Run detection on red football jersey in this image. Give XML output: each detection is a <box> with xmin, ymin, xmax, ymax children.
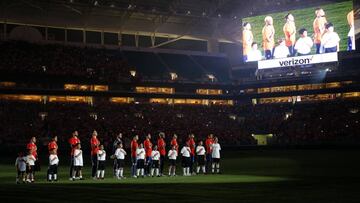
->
<box><xmin>48</xmin><ymin>141</ymin><xmax>58</xmax><ymax>153</ymax></box>
<box><xmin>131</xmin><ymin>140</ymin><xmax>138</xmax><ymax>157</ymax></box>
<box><xmin>69</xmin><ymin>137</ymin><xmax>80</xmax><ymax>155</ymax></box>
<box><xmin>170</xmin><ymin>138</ymin><xmax>178</xmax><ymax>152</ymax></box>
<box><xmin>157</xmin><ymin>138</ymin><xmax>166</xmax><ymax>156</ymax></box>
<box><xmin>144</xmin><ymin>139</ymin><xmax>153</xmax><ymax>157</ymax></box>
<box><xmin>27</xmin><ymin>142</ymin><xmax>37</xmax><ymax>158</ymax></box>
<box><xmin>205</xmin><ymin>138</ymin><xmax>214</xmax><ymax>154</ymax></box>
<box><xmin>90</xmin><ymin>136</ymin><xmax>100</xmax><ymax>156</ymax></box>
<box><xmin>187</xmin><ymin>138</ymin><xmax>196</xmax><ymax>156</ymax></box>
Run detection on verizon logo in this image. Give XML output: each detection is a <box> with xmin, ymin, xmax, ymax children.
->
<box><xmin>278</xmin><ymin>56</ymin><xmax>314</xmax><ymax>67</ymax></box>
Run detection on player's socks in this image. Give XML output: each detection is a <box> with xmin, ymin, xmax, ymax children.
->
<box><xmin>155</xmin><ymin>169</ymin><xmax>159</xmax><ymax>176</ymax></box>
<box><xmin>202</xmin><ymin>166</ymin><xmax>206</xmax><ymax>173</ymax></box>
<box><xmin>120</xmin><ymin>168</ymin><xmax>124</xmax><ymax>177</ymax></box>
<box><xmin>141</xmin><ymin>169</ymin><xmax>144</xmax><ymax>176</ymax></box>
<box><xmin>196</xmin><ymin>166</ymin><xmax>200</xmax><ymax>173</ymax></box>
<box><xmin>101</xmin><ymin>170</ymin><xmax>105</xmax><ymax>179</ymax></box>
<box><xmin>97</xmin><ymin>171</ymin><xmax>101</xmax><ymax>179</ymax></box>
<box><xmin>186</xmin><ymin>167</ymin><xmax>190</xmax><ymax>176</ymax></box>
<box><xmin>116</xmin><ymin>169</ymin><xmax>120</xmax><ymax>178</ymax></box>
<box><xmin>54</xmin><ymin>174</ymin><xmax>57</xmax><ymax>181</ymax></box>
<box><xmin>48</xmin><ymin>174</ymin><xmax>52</xmax><ymax>181</ymax></box>
<box><xmin>151</xmin><ymin>168</ymin><xmax>154</xmax><ymax>176</ymax></box>
<box><xmin>137</xmin><ymin>169</ymin><xmax>140</xmax><ymax>177</ymax></box>
<box><xmin>183</xmin><ymin>168</ymin><xmax>186</xmax><ymax>176</ymax></box>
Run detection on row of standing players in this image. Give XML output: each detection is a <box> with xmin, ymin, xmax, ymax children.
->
<box><xmin>15</xmin><ymin>131</ymin><xmax>221</xmax><ymax>183</ymax></box>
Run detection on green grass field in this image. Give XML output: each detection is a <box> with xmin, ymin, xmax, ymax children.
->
<box><xmin>243</xmin><ymin>0</ymin><xmax>353</xmax><ymax>54</ymax></box>
<box><xmin>1</xmin><ymin>149</ymin><xmax>360</xmax><ymax>202</ymax></box>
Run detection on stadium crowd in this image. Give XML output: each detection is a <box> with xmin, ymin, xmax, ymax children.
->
<box><xmin>0</xmin><ymin>41</ymin><xmax>130</xmax><ymax>81</ymax></box>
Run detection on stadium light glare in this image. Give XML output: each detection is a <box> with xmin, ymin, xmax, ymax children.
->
<box><xmin>130</xmin><ymin>70</ymin><xmax>136</xmax><ymax>77</ymax></box>
<box><xmin>94</xmin><ymin>1</ymin><xmax>98</xmax><ymax>6</ymax></box>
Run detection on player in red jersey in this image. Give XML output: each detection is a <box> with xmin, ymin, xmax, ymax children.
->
<box><xmin>170</xmin><ymin>134</ymin><xmax>179</xmax><ymax>153</ymax></box>
<box><xmin>27</xmin><ymin>137</ymin><xmax>37</xmax><ymax>158</ymax></box>
<box><xmin>47</xmin><ymin>136</ymin><xmax>58</xmax><ymax>181</ymax></box>
<box><xmin>187</xmin><ymin>134</ymin><xmax>196</xmax><ymax>175</ymax></box>
<box><xmin>205</xmin><ymin>134</ymin><xmax>214</xmax><ymax>174</ymax></box>
<box><xmin>143</xmin><ymin>134</ymin><xmax>153</xmax><ymax>176</ymax></box>
<box><xmin>130</xmin><ymin>135</ymin><xmax>139</xmax><ymax>177</ymax></box>
<box><xmin>26</xmin><ymin>137</ymin><xmax>38</xmax><ymax>180</ymax></box>
<box><xmin>69</xmin><ymin>130</ymin><xmax>80</xmax><ymax>179</ymax></box>
<box><xmin>90</xmin><ymin>130</ymin><xmax>100</xmax><ymax>179</ymax></box>
<box><xmin>157</xmin><ymin>132</ymin><xmax>166</xmax><ymax>176</ymax></box>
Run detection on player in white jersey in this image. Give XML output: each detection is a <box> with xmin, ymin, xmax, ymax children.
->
<box><xmin>48</xmin><ymin>151</ymin><xmax>59</xmax><ymax>182</ymax></box>
<box><xmin>136</xmin><ymin>143</ymin><xmax>146</xmax><ymax>178</ymax></box>
<box><xmin>15</xmin><ymin>152</ymin><xmax>26</xmax><ymax>184</ymax></box>
<box><xmin>211</xmin><ymin>137</ymin><xmax>221</xmax><ymax>174</ymax></box>
<box><xmin>294</xmin><ymin>28</ymin><xmax>313</xmax><ymax>56</ymax></box>
<box><xmin>180</xmin><ymin>143</ymin><xmax>191</xmax><ymax>176</ymax></box>
<box><xmin>273</xmin><ymin>38</ymin><xmax>290</xmax><ymax>59</ymax></box>
<box><xmin>167</xmin><ymin>145</ymin><xmax>178</xmax><ymax>176</ymax></box>
<box><xmin>151</xmin><ymin>145</ymin><xmax>160</xmax><ymax>177</ymax></box>
<box><xmin>114</xmin><ymin>143</ymin><xmax>127</xmax><ymax>179</ymax></box>
<box><xmin>26</xmin><ymin>150</ymin><xmax>36</xmax><ymax>183</ymax></box>
<box><xmin>321</xmin><ymin>22</ymin><xmax>340</xmax><ymax>53</ymax></box>
<box><xmin>72</xmin><ymin>143</ymin><xmax>84</xmax><ymax>181</ymax></box>
<box><xmin>247</xmin><ymin>42</ymin><xmax>263</xmax><ymax>61</ymax></box>
<box><xmin>196</xmin><ymin>141</ymin><xmax>206</xmax><ymax>174</ymax></box>
<box><xmin>97</xmin><ymin>145</ymin><xmax>106</xmax><ymax>179</ymax></box>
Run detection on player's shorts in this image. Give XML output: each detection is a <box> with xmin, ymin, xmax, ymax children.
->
<box><xmin>152</xmin><ymin>160</ymin><xmax>160</xmax><ymax>168</ymax></box>
<box><xmin>116</xmin><ymin>159</ymin><xmax>125</xmax><ymax>168</ymax></box>
<box><xmin>169</xmin><ymin>159</ymin><xmax>176</xmax><ymax>166</ymax></box>
<box><xmin>182</xmin><ymin>157</ymin><xmax>191</xmax><ymax>167</ymax></box>
<box><xmin>74</xmin><ymin>166</ymin><xmax>82</xmax><ymax>171</ymax></box>
<box><xmin>212</xmin><ymin>158</ymin><xmax>220</xmax><ymax>163</ymax></box>
<box><xmin>17</xmin><ymin>170</ymin><xmax>25</xmax><ymax>176</ymax></box>
<box><xmin>196</xmin><ymin>155</ymin><xmax>205</xmax><ymax>166</ymax></box>
<box><xmin>49</xmin><ymin>164</ymin><xmax>58</xmax><ymax>174</ymax></box>
<box><xmin>98</xmin><ymin>161</ymin><xmax>105</xmax><ymax>170</ymax></box>
<box><xmin>137</xmin><ymin>159</ymin><xmax>145</xmax><ymax>169</ymax></box>
<box><xmin>26</xmin><ymin>165</ymin><xmax>34</xmax><ymax>173</ymax></box>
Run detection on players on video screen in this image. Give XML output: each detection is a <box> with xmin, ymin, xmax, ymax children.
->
<box><xmin>243</xmin><ymin>8</ymin><xmax>354</xmax><ymax>62</ymax></box>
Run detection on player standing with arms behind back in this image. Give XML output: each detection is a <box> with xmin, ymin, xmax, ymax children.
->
<box><xmin>205</xmin><ymin>134</ymin><xmax>214</xmax><ymax>173</ymax></box>
<box><xmin>313</xmin><ymin>8</ymin><xmax>327</xmax><ymax>54</ymax></box>
<box><xmin>157</xmin><ymin>132</ymin><xmax>166</xmax><ymax>176</ymax></box>
<box><xmin>90</xmin><ymin>130</ymin><xmax>100</xmax><ymax>179</ymax></box>
<box><xmin>262</xmin><ymin>16</ymin><xmax>275</xmax><ymax>59</ymax></box>
<box><xmin>283</xmin><ymin>13</ymin><xmax>296</xmax><ymax>56</ymax></box>
<box><xmin>69</xmin><ymin>130</ymin><xmax>80</xmax><ymax>180</ymax></box>
<box><xmin>242</xmin><ymin>22</ymin><xmax>254</xmax><ymax>62</ymax></box>
<box><xmin>130</xmin><ymin>135</ymin><xmax>139</xmax><ymax>178</ymax></box>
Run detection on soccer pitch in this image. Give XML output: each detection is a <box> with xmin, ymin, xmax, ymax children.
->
<box><xmin>243</xmin><ymin>0</ymin><xmax>353</xmax><ymax>53</ymax></box>
<box><xmin>1</xmin><ymin>149</ymin><xmax>360</xmax><ymax>203</ymax></box>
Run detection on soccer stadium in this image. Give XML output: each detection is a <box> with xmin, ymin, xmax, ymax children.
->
<box><xmin>1</xmin><ymin>0</ymin><xmax>360</xmax><ymax>202</ymax></box>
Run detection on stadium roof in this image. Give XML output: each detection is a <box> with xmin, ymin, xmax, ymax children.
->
<box><xmin>1</xmin><ymin>0</ymin><xmax>358</xmax><ymax>44</ymax></box>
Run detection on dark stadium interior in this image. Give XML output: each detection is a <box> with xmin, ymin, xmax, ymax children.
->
<box><xmin>1</xmin><ymin>0</ymin><xmax>360</xmax><ymax>202</ymax></box>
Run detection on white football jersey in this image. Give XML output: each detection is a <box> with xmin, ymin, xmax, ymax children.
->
<box><xmin>196</xmin><ymin>146</ymin><xmax>206</xmax><ymax>156</ymax></box>
<box><xmin>115</xmin><ymin>148</ymin><xmax>126</xmax><ymax>160</ymax></box>
<box><xmin>211</xmin><ymin>143</ymin><xmax>221</xmax><ymax>159</ymax></box>
<box><xmin>168</xmin><ymin>149</ymin><xmax>178</xmax><ymax>160</ymax></box>
<box><xmin>49</xmin><ymin>154</ymin><xmax>59</xmax><ymax>165</ymax></box>
<box><xmin>151</xmin><ymin>150</ymin><xmax>160</xmax><ymax>160</ymax></box>
<box><xmin>97</xmin><ymin>150</ymin><xmax>106</xmax><ymax>161</ymax></box>
<box><xmin>74</xmin><ymin>149</ymin><xmax>83</xmax><ymax>166</ymax></box>
<box><xmin>180</xmin><ymin>146</ymin><xmax>191</xmax><ymax>157</ymax></box>
<box><xmin>136</xmin><ymin>148</ymin><xmax>145</xmax><ymax>160</ymax></box>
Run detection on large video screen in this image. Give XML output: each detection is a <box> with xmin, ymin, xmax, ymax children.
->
<box><xmin>241</xmin><ymin>0</ymin><xmax>354</xmax><ymax>69</ymax></box>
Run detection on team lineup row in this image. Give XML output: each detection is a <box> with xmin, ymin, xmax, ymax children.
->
<box><xmin>242</xmin><ymin>8</ymin><xmax>355</xmax><ymax>61</ymax></box>
<box><xmin>15</xmin><ymin>131</ymin><xmax>221</xmax><ymax>183</ymax></box>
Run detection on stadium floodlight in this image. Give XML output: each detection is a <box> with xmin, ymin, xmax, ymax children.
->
<box><xmin>130</xmin><ymin>70</ymin><xmax>136</xmax><ymax>77</ymax></box>
<box><xmin>207</xmin><ymin>74</ymin><xmax>216</xmax><ymax>82</ymax></box>
<box><xmin>170</xmin><ymin>72</ymin><xmax>178</xmax><ymax>80</ymax></box>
